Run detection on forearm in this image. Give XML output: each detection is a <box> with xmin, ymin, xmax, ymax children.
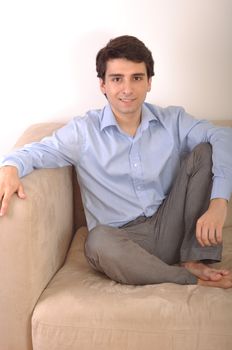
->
<box><xmin>0</xmin><ymin>119</ymin><xmax>81</xmax><ymax>178</ymax></box>
<box><xmin>182</xmin><ymin>112</ymin><xmax>232</xmax><ymax>201</ymax></box>
<box><xmin>0</xmin><ymin>139</ymin><xmax>73</xmax><ymax>178</ymax></box>
<box><xmin>209</xmin><ymin>126</ymin><xmax>232</xmax><ymax>201</ymax></box>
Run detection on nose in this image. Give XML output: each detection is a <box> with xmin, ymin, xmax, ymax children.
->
<box><xmin>122</xmin><ymin>79</ymin><xmax>133</xmax><ymax>95</ymax></box>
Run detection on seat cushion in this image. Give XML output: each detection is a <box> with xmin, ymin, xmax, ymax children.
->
<box><xmin>32</xmin><ymin>227</ymin><xmax>232</xmax><ymax>350</ymax></box>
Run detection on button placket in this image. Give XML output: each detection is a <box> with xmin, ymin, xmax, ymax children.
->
<box><xmin>129</xmin><ymin>140</ymin><xmax>143</xmax><ymax>195</ymax></box>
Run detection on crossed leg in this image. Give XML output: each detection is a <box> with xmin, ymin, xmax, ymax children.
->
<box><xmin>85</xmin><ymin>144</ymin><xmax>232</xmax><ymax>288</ymax></box>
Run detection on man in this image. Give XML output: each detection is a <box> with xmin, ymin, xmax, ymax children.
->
<box><xmin>0</xmin><ymin>35</ymin><xmax>232</xmax><ymax>288</ymax></box>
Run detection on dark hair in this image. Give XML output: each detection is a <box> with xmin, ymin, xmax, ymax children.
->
<box><xmin>96</xmin><ymin>35</ymin><xmax>154</xmax><ymax>81</ymax></box>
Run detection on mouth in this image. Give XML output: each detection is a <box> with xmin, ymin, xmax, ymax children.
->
<box><xmin>119</xmin><ymin>98</ymin><xmax>136</xmax><ymax>102</ymax></box>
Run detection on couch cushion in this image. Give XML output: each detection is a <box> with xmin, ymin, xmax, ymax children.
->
<box><xmin>32</xmin><ymin>226</ymin><xmax>232</xmax><ymax>350</ymax></box>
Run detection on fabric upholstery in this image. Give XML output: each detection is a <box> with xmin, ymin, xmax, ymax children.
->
<box><xmin>0</xmin><ymin>123</ymin><xmax>74</xmax><ymax>350</ymax></box>
<box><xmin>32</xmin><ymin>226</ymin><xmax>232</xmax><ymax>350</ymax></box>
<box><xmin>0</xmin><ymin>167</ymin><xmax>74</xmax><ymax>350</ymax></box>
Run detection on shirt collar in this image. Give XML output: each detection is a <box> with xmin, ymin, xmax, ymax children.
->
<box><xmin>140</xmin><ymin>103</ymin><xmax>158</xmax><ymax>131</ymax></box>
<box><xmin>100</xmin><ymin>104</ymin><xmax>118</xmax><ymax>131</ymax></box>
<box><xmin>100</xmin><ymin>103</ymin><xmax>158</xmax><ymax>132</ymax></box>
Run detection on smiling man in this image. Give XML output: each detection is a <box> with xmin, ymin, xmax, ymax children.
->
<box><xmin>0</xmin><ymin>35</ymin><xmax>232</xmax><ymax>288</ymax></box>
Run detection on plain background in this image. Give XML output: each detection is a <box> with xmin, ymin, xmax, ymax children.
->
<box><xmin>0</xmin><ymin>0</ymin><xmax>231</xmax><ymax>154</ymax></box>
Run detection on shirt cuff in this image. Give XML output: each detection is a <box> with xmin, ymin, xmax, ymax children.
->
<box><xmin>211</xmin><ymin>177</ymin><xmax>232</xmax><ymax>202</ymax></box>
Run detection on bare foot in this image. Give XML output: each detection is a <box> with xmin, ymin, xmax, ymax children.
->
<box><xmin>181</xmin><ymin>261</ymin><xmax>230</xmax><ymax>281</ymax></box>
<box><xmin>198</xmin><ymin>275</ymin><xmax>232</xmax><ymax>289</ymax></box>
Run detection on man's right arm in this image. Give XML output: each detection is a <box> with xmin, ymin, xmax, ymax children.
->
<box><xmin>0</xmin><ymin>117</ymin><xmax>84</xmax><ymax>215</ymax></box>
<box><xmin>0</xmin><ymin>165</ymin><xmax>26</xmax><ymax>216</ymax></box>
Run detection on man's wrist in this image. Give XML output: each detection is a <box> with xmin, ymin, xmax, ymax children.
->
<box><xmin>0</xmin><ymin>163</ymin><xmax>20</xmax><ymax>172</ymax></box>
<box><xmin>210</xmin><ymin>198</ymin><xmax>228</xmax><ymax>208</ymax></box>
<box><xmin>0</xmin><ymin>164</ymin><xmax>19</xmax><ymax>174</ymax></box>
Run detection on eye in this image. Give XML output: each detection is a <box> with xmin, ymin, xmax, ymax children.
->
<box><xmin>134</xmin><ymin>76</ymin><xmax>143</xmax><ymax>81</ymax></box>
<box><xmin>112</xmin><ymin>77</ymin><xmax>122</xmax><ymax>82</ymax></box>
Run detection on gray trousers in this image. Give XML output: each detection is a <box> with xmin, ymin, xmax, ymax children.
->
<box><xmin>84</xmin><ymin>143</ymin><xmax>222</xmax><ymax>285</ymax></box>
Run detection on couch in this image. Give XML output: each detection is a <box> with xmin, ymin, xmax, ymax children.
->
<box><xmin>0</xmin><ymin>120</ymin><xmax>232</xmax><ymax>350</ymax></box>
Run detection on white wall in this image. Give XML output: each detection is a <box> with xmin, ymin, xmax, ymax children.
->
<box><xmin>0</xmin><ymin>0</ymin><xmax>231</xmax><ymax>154</ymax></box>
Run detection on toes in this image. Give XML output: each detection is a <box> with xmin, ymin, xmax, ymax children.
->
<box><xmin>221</xmin><ymin>270</ymin><xmax>230</xmax><ymax>276</ymax></box>
<box><xmin>208</xmin><ymin>271</ymin><xmax>224</xmax><ymax>281</ymax></box>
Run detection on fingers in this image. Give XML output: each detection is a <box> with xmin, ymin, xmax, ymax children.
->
<box><xmin>215</xmin><ymin>226</ymin><xmax>223</xmax><ymax>244</ymax></box>
<box><xmin>17</xmin><ymin>184</ymin><xmax>26</xmax><ymax>199</ymax></box>
<box><xmin>196</xmin><ymin>220</ymin><xmax>223</xmax><ymax>247</ymax></box>
<box><xmin>196</xmin><ymin>202</ymin><xmax>227</xmax><ymax>247</ymax></box>
<box><xmin>196</xmin><ymin>221</ymin><xmax>205</xmax><ymax>247</ymax></box>
<box><xmin>0</xmin><ymin>166</ymin><xmax>26</xmax><ymax>216</ymax></box>
<box><xmin>0</xmin><ymin>185</ymin><xmax>26</xmax><ymax>217</ymax></box>
<box><xmin>201</xmin><ymin>224</ymin><xmax>211</xmax><ymax>246</ymax></box>
<box><xmin>0</xmin><ymin>193</ymin><xmax>11</xmax><ymax>216</ymax></box>
<box><xmin>208</xmin><ymin>225</ymin><xmax>218</xmax><ymax>245</ymax></box>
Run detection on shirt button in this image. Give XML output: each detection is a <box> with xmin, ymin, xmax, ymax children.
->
<box><xmin>134</xmin><ymin>163</ymin><xmax>138</xmax><ymax>167</ymax></box>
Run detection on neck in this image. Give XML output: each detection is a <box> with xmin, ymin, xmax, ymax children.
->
<box><xmin>113</xmin><ymin>110</ymin><xmax>142</xmax><ymax>137</ymax></box>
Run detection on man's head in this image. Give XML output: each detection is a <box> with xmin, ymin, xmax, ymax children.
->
<box><xmin>96</xmin><ymin>35</ymin><xmax>154</xmax><ymax>82</ymax></box>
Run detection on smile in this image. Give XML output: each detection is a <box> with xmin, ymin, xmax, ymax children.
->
<box><xmin>119</xmin><ymin>98</ymin><xmax>136</xmax><ymax>102</ymax></box>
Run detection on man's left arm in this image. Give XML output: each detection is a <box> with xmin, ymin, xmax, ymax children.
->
<box><xmin>178</xmin><ymin>111</ymin><xmax>232</xmax><ymax>247</ymax></box>
<box><xmin>196</xmin><ymin>124</ymin><xmax>231</xmax><ymax>246</ymax></box>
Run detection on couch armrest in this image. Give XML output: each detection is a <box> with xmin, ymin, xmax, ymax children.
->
<box><xmin>0</xmin><ymin>166</ymin><xmax>74</xmax><ymax>350</ymax></box>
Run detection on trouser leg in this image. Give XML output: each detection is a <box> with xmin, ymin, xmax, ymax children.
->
<box><xmin>84</xmin><ymin>224</ymin><xmax>197</xmax><ymax>285</ymax></box>
<box><xmin>148</xmin><ymin>142</ymin><xmax>222</xmax><ymax>264</ymax></box>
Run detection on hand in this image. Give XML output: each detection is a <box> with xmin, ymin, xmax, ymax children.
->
<box><xmin>0</xmin><ymin>165</ymin><xmax>26</xmax><ymax>216</ymax></box>
<box><xmin>196</xmin><ymin>198</ymin><xmax>228</xmax><ymax>247</ymax></box>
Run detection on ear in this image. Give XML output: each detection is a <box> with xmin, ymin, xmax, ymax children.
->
<box><xmin>99</xmin><ymin>78</ymin><xmax>106</xmax><ymax>95</ymax></box>
<box><xmin>147</xmin><ymin>77</ymin><xmax>152</xmax><ymax>92</ymax></box>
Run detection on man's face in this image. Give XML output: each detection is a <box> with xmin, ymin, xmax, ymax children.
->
<box><xmin>100</xmin><ymin>58</ymin><xmax>152</xmax><ymax>121</ymax></box>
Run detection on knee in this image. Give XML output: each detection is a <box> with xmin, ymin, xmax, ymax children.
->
<box><xmin>187</xmin><ymin>143</ymin><xmax>212</xmax><ymax>175</ymax></box>
<box><xmin>85</xmin><ymin>225</ymin><xmax>126</xmax><ymax>279</ymax></box>
<box><xmin>85</xmin><ymin>225</ymin><xmax>112</xmax><ymax>259</ymax></box>
<box><xmin>193</xmin><ymin>143</ymin><xmax>212</xmax><ymax>162</ymax></box>
<box><xmin>85</xmin><ymin>224</ymin><xmax>126</xmax><ymax>265</ymax></box>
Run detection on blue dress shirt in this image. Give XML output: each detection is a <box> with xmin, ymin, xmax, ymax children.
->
<box><xmin>1</xmin><ymin>103</ymin><xmax>232</xmax><ymax>230</ymax></box>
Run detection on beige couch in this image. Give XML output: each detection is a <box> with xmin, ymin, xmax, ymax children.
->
<box><xmin>0</xmin><ymin>120</ymin><xmax>232</xmax><ymax>350</ymax></box>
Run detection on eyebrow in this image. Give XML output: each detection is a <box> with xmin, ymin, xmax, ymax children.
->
<box><xmin>107</xmin><ymin>73</ymin><xmax>146</xmax><ymax>77</ymax></box>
